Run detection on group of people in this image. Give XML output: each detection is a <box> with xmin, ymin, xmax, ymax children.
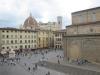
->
<box><xmin>56</xmin><ymin>54</ymin><xmax>64</xmax><ymax>64</ymax></box>
<box><xmin>46</xmin><ymin>71</ymin><xmax>50</xmax><ymax>75</ymax></box>
<box><xmin>0</xmin><ymin>49</ymin><xmax>62</xmax><ymax>75</ymax></box>
<box><xmin>0</xmin><ymin>50</ymin><xmax>28</xmax><ymax>67</ymax></box>
<box><xmin>0</xmin><ymin>57</ymin><xmax>16</xmax><ymax>66</ymax></box>
<box><xmin>16</xmin><ymin>51</ymin><xmax>39</xmax><ymax>72</ymax></box>
<box><xmin>27</xmin><ymin>63</ymin><xmax>38</xmax><ymax>71</ymax></box>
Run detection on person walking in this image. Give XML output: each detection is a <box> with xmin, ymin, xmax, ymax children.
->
<box><xmin>48</xmin><ymin>71</ymin><xmax>50</xmax><ymax>75</ymax></box>
<box><xmin>58</xmin><ymin>59</ymin><xmax>60</xmax><ymax>64</ymax></box>
<box><xmin>28</xmin><ymin>67</ymin><xmax>30</xmax><ymax>71</ymax></box>
<box><xmin>35</xmin><ymin>63</ymin><xmax>38</xmax><ymax>69</ymax></box>
<box><xmin>33</xmin><ymin>66</ymin><xmax>35</xmax><ymax>70</ymax></box>
<box><xmin>24</xmin><ymin>63</ymin><xmax>26</xmax><ymax>66</ymax></box>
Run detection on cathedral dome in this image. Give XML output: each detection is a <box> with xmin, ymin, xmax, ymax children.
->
<box><xmin>23</xmin><ymin>13</ymin><xmax>38</xmax><ymax>29</ymax></box>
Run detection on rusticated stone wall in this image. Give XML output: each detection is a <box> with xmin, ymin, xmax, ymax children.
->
<box><xmin>66</xmin><ymin>23</ymin><xmax>100</xmax><ymax>35</ymax></box>
<box><xmin>63</xmin><ymin>34</ymin><xmax>100</xmax><ymax>63</ymax></box>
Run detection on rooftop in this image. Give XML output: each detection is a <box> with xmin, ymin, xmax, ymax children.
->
<box><xmin>72</xmin><ymin>6</ymin><xmax>100</xmax><ymax>14</ymax></box>
<box><xmin>0</xmin><ymin>27</ymin><xmax>37</xmax><ymax>32</ymax></box>
<box><xmin>66</xmin><ymin>21</ymin><xmax>100</xmax><ymax>28</ymax></box>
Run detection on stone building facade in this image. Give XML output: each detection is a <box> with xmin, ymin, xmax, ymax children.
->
<box><xmin>21</xmin><ymin>14</ymin><xmax>63</xmax><ymax>49</ymax></box>
<box><xmin>38</xmin><ymin>22</ymin><xmax>59</xmax><ymax>31</ymax></box>
<box><xmin>37</xmin><ymin>29</ymin><xmax>54</xmax><ymax>49</ymax></box>
<box><xmin>0</xmin><ymin>13</ymin><xmax>63</xmax><ymax>54</ymax></box>
<box><xmin>38</xmin><ymin>16</ymin><xmax>62</xmax><ymax>31</ymax></box>
<box><xmin>54</xmin><ymin>29</ymin><xmax>66</xmax><ymax>49</ymax></box>
<box><xmin>0</xmin><ymin>28</ymin><xmax>37</xmax><ymax>53</ymax></box>
<box><xmin>72</xmin><ymin>7</ymin><xmax>100</xmax><ymax>25</ymax></box>
<box><xmin>63</xmin><ymin>7</ymin><xmax>100</xmax><ymax>64</ymax></box>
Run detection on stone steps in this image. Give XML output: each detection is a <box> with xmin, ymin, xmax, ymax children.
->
<box><xmin>37</xmin><ymin>61</ymin><xmax>100</xmax><ymax>75</ymax></box>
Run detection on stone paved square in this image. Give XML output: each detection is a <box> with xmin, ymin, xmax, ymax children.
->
<box><xmin>0</xmin><ymin>49</ymin><xmax>100</xmax><ymax>75</ymax></box>
<box><xmin>0</xmin><ymin>49</ymin><xmax>66</xmax><ymax>75</ymax></box>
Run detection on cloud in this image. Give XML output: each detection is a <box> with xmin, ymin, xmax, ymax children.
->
<box><xmin>90</xmin><ymin>0</ymin><xmax>100</xmax><ymax>7</ymax></box>
<box><xmin>0</xmin><ymin>0</ymin><xmax>99</xmax><ymax>28</ymax></box>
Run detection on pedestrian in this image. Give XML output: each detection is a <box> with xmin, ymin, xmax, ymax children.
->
<box><xmin>33</xmin><ymin>67</ymin><xmax>35</xmax><ymax>70</ymax></box>
<box><xmin>12</xmin><ymin>59</ymin><xmax>14</xmax><ymax>62</ymax></box>
<box><xmin>19</xmin><ymin>58</ymin><xmax>20</xmax><ymax>61</ymax></box>
<box><xmin>35</xmin><ymin>63</ymin><xmax>38</xmax><ymax>69</ymax></box>
<box><xmin>24</xmin><ymin>63</ymin><xmax>26</xmax><ymax>66</ymax></box>
<box><xmin>48</xmin><ymin>71</ymin><xmax>50</xmax><ymax>75</ymax></box>
<box><xmin>67</xmin><ymin>57</ymin><xmax>69</xmax><ymax>61</ymax></box>
<box><xmin>60</xmin><ymin>56</ymin><xmax>61</xmax><ymax>58</ymax></box>
<box><xmin>13</xmin><ymin>63</ymin><xmax>16</xmax><ymax>66</ymax></box>
<box><xmin>46</xmin><ymin>51</ymin><xmax>47</xmax><ymax>54</ymax></box>
<box><xmin>58</xmin><ymin>59</ymin><xmax>60</xmax><ymax>64</ymax></box>
<box><xmin>2</xmin><ymin>58</ymin><xmax>4</xmax><ymax>62</ymax></box>
<box><xmin>55</xmin><ymin>48</ymin><xmax>56</xmax><ymax>52</ymax></box>
<box><xmin>57</xmin><ymin>55</ymin><xmax>59</xmax><ymax>58</ymax></box>
<box><xmin>25</xmin><ymin>53</ymin><xmax>27</xmax><ymax>56</ymax></box>
<box><xmin>28</xmin><ymin>67</ymin><xmax>30</xmax><ymax>71</ymax></box>
<box><xmin>16</xmin><ymin>58</ymin><xmax>18</xmax><ymax>62</ymax></box>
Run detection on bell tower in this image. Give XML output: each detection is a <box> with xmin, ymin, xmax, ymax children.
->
<box><xmin>57</xmin><ymin>16</ymin><xmax>62</xmax><ymax>30</ymax></box>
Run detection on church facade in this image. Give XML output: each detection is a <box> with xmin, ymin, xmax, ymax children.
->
<box><xmin>63</xmin><ymin>7</ymin><xmax>100</xmax><ymax>64</ymax></box>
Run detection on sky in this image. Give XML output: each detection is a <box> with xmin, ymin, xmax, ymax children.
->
<box><xmin>0</xmin><ymin>0</ymin><xmax>100</xmax><ymax>28</ymax></box>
